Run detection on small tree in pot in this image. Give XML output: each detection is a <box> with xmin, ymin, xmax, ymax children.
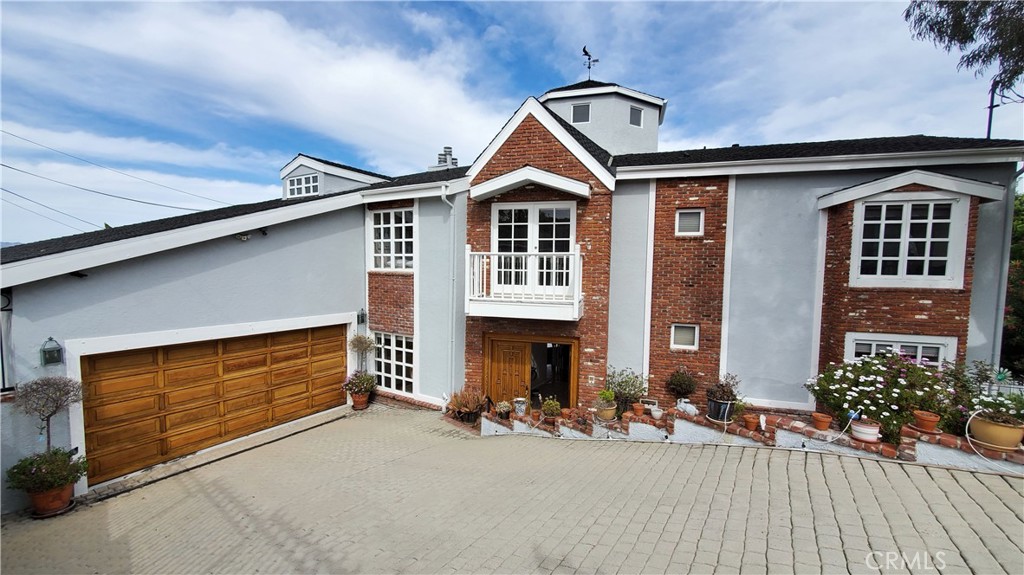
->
<box><xmin>606</xmin><ymin>367</ymin><xmax>645</xmax><ymax>417</ymax></box>
<box><xmin>706</xmin><ymin>373</ymin><xmax>740</xmax><ymax>423</ymax></box>
<box><xmin>5</xmin><ymin>376</ymin><xmax>89</xmax><ymax>517</ymax></box>
<box><xmin>667</xmin><ymin>367</ymin><xmax>697</xmax><ymax>408</ymax></box>
<box><xmin>349</xmin><ymin>334</ymin><xmax>377</xmax><ymax>371</ymax></box>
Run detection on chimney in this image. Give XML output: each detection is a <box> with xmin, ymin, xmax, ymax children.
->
<box><xmin>428</xmin><ymin>146</ymin><xmax>458</xmax><ymax>171</ymax></box>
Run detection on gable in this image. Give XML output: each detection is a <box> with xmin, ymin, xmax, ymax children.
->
<box><xmin>816</xmin><ymin>169</ymin><xmax>1005</xmax><ymax>210</ymax></box>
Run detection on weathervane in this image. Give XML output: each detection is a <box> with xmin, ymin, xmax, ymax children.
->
<box><xmin>582</xmin><ymin>45</ymin><xmax>599</xmax><ymax>80</ymax></box>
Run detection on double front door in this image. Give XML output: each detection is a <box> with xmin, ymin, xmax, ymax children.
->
<box><xmin>484</xmin><ymin>335</ymin><xmax>577</xmax><ymax>410</ymax></box>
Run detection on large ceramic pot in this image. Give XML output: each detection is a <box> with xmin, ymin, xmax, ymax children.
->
<box><xmin>462</xmin><ymin>410</ymin><xmax>480</xmax><ymax>424</ymax></box>
<box><xmin>596</xmin><ymin>405</ymin><xmax>617</xmax><ymax>421</ymax></box>
<box><xmin>706</xmin><ymin>399</ymin><xmax>734</xmax><ymax>423</ymax></box>
<box><xmin>513</xmin><ymin>398</ymin><xmax>527</xmax><ymax>416</ymax></box>
<box><xmin>351</xmin><ymin>392</ymin><xmax>370</xmax><ymax>410</ymax></box>
<box><xmin>912</xmin><ymin>410</ymin><xmax>941</xmax><ymax>433</ymax></box>
<box><xmin>969</xmin><ymin>416</ymin><xmax>1024</xmax><ymax>452</ymax></box>
<box><xmin>29</xmin><ymin>483</ymin><xmax>74</xmax><ymax>517</ymax></box>
<box><xmin>850</xmin><ymin>418</ymin><xmax>881</xmax><ymax>443</ymax></box>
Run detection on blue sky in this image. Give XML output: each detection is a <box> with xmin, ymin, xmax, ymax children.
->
<box><xmin>2</xmin><ymin>1</ymin><xmax>1022</xmax><ymax>244</ymax></box>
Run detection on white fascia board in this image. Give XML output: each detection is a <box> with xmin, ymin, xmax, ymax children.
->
<box><xmin>539</xmin><ymin>85</ymin><xmax>666</xmax><ymax>108</ymax></box>
<box><xmin>2</xmin><ymin>194</ymin><xmax>364</xmax><ymax>288</ymax></box>
<box><xmin>614</xmin><ymin>148</ymin><xmax>1024</xmax><ymax>180</ymax></box>
<box><xmin>280</xmin><ymin>155</ymin><xmax>388</xmax><ymax>185</ymax></box>
<box><xmin>359</xmin><ymin>177</ymin><xmax>471</xmax><ymax>203</ymax></box>
<box><xmin>466</xmin><ymin>98</ymin><xmax>616</xmax><ymax>192</ymax></box>
<box><xmin>816</xmin><ymin>169</ymin><xmax>1005</xmax><ymax>210</ymax></box>
<box><xmin>469</xmin><ymin>166</ymin><xmax>590</xmax><ymax>200</ymax></box>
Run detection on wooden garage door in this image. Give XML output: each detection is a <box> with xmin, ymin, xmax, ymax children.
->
<box><xmin>82</xmin><ymin>325</ymin><xmax>347</xmax><ymax>485</ymax></box>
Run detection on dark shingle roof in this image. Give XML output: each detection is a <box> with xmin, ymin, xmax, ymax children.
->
<box><xmin>362</xmin><ymin>167</ymin><xmax>470</xmax><ymax>191</ymax></box>
<box><xmin>544</xmin><ymin>80</ymin><xmax>618</xmax><ymax>94</ymax></box>
<box><xmin>542</xmin><ymin>105</ymin><xmax>614</xmax><ymax>172</ymax></box>
<box><xmin>614</xmin><ymin>135</ymin><xmax>1024</xmax><ymax>168</ymax></box>
<box><xmin>286</xmin><ymin>154</ymin><xmax>392</xmax><ymax>180</ymax></box>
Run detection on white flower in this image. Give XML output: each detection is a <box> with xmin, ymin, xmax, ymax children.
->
<box><xmin>882</xmin><ymin>412</ymin><xmax>890</xmax><ymax>417</ymax></box>
<box><xmin>890</xmin><ymin>405</ymin><xmax>898</xmax><ymax>410</ymax></box>
<box><xmin>843</xmin><ymin>403</ymin><xmax>850</xmax><ymax>409</ymax></box>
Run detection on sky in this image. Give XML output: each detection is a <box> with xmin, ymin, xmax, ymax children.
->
<box><xmin>2</xmin><ymin>1</ymin><xmax>1022</xmax><ymax>245</ymax></box>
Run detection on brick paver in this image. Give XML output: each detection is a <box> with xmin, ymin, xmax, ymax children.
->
<box><xmin>2</xmin><ymin>405</ymin><xmax>1022</xmax><ymax>574</ymax></box>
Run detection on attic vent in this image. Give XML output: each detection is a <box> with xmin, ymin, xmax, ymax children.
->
<box><xmin>428</xmin><ymin>146</ymin><xmax>458</xmax><ymax>171</ymax></box>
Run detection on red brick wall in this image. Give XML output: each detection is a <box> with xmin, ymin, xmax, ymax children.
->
<box><xmin>818</xmin><ymin>194</ymin><xmax>978</xmax><ymax>369</ymax></box>
<box><xmin>647</xmin><ymin>177</ymin><xmax>730</xmax><ymax>407</ymax></box>
<box><xmin>367</xmin><ymin>272</ymin><xmax>413</xmax><ymax>335</ymax></box>
<box><xmin>465</xmin><ymin>114</ymin><xmax>612</xmax><ymax>407</ymax></box>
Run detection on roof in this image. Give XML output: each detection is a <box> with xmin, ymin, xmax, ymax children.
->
<box><xmin>613</xmin><ymin>135</ymin><xmax>1024</xmax><ymax>168</ymax></box>
<box><xmin>544</xmin><ymin>80</ymin><xmax>618</xmax><ymax>94</ymax></box>
<box><xmin>284</xmin><ymin>153</ymin><xmax>392</xmax><ymax>180</ymax></box>
<box><xmin>542</xmin><ymin>105</ymin><xmax>614</xmax><ymax>171</ymax></box>
<box><xmin>362</xmin><ymin>166</ymin><xmax>470</xmax><ymax>191</ymax></box>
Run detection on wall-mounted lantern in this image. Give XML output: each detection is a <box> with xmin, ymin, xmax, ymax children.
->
<box><xmin>40</xmin><ymin>337</ymin><xmax>63</xmax><ymax>366</ymax></box>
<box><xmin>357</xmin><ymin>308</ymin><xmax>367</xmax><ymax>325</ymax></box>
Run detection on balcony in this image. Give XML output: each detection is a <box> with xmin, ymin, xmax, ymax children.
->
<box><xmin>466</xmin><ymin>246</ymin><xmax>584</xmax><ymax>321</ymax></box>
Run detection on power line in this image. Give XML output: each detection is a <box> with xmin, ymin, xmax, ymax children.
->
<box><xmin>1</xmin><ymin>129</ymin><xmax>232</xmax><ymax>206</ymax></box>
<box><xmin>2</xmin><ymin>197</ymin><xmax>87</xmax><ymax>233</ymax></box>
<box><xmin>0</xmin><ymin>187</ymin><xmax>102</xmax><ymax>229</ymax></box>
<box><xmin>1</xmin><ymin>163</ymin><xmax>203</xmax><ymax>212</ymax></box>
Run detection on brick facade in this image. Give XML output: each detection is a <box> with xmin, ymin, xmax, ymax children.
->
<box><xmin>366</xmin><ymin>200</ymin><xmax>416</xmax><ymax>337</ymax></box>
<box><xmin>646</xmin><ymin>177</ymin><xmax>730</xmax><ymax>407</ymax></box>
<box><xmin>818</xmin><ymin>191</ymin><xmax>978</xmax><ymax>369</ymax></box>
<box><xmin>465</xmin><ymin>114</ymin><xmax>612</xmax><ymax>407</ymax></box>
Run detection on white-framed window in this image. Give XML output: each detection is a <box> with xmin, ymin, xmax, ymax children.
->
<box><xmin>287</xmin><ymin>174</ymin><xmax>319</xmax><ymax>197</ymax></box>
<box><xmin>675</xmin><ymin>209</ymin><xmax>704</xmax><ymax>236</ymax></box>
<box><xmin>671</xmin><ymin>324</ymin><xmax>699</xmax><ymax>350</ymax></box>
<box><xmin>374</xmin><ymin>332</ymin><xmax>413</xmax><ymax>394</ymax></box>
<box><xmin>371</xmin><ymin>209</ymin><xmax>414</xmax><ymax>270</ymax></box>
<box><xmin>843</xmin><ymin>332</ymin><xmax>957</xmax><ymax>366</ymax></box>
<box><xmin>629</xmin><ymin>106</ymin><xmax>643</xmax><ymax>127</ymax></box>
<box><xmin>490</xmin><ymin>201</ymin><xmax>576</xmax><ymax>295</ymax></box>
<box><xmin>849</xmin><ymin>191</ymin><xmax>969</xmax><ymax>289</ymax></box>
<box><xmin>571</xmin><ymin>103</ymin><xmax>590</xmax><ymax>124</ymax></box>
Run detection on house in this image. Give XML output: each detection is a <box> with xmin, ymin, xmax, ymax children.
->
<box><xmin>2</xmin><ymin>79</ymin><xmax>1021</xmax><ymax>511</ymax></box>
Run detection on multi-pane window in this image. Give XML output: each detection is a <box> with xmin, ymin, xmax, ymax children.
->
<box><xmin>859</xmin><ymin>201</ymin><xmax>953</xmax><ymax>279</ymax></box>
<box><xmin>372</xmin><ymin>209</ymin><xmax>414</xmax><ymax>270</ymax></box>
<box><xmin>671</xmin><ymin>324</ymin><xmax>699</xmax><ymax>350</ymax></box>
<box><xmin>675</xmin><ymin>209</ymin><xmax>704</xmax><ymax>236</ymax></box>
<box><xmin>375</xmin><ymin>332</ymin><xmax>413</xmax><ymax>394</ymax></box>
<box><xmin>492</xmin><ymin>203</ymin><xmax>575</xmax><ymax>294</ymax></box>
<box><xmin>287</xmin><ymin>174</ymin><xmax>319</xmax><ymax>197</ymax></box>
<box><xmin>571</xmin><ymin>103</ymin><xmax>590</xmax><ymax>124</ymax></box>
<box><xmin>629</xmin><ymin>106</ymin><xmax>643</xmax><ymax>127</ymax></box>
<box><xmin>845</xmin><ymin>333</ymin><xmax>956</xmax><ymax>366</ymax></box>
<box><xmin>853</xmin><ymin>341</ymin><xmax>942</xmax><ymax>364</ymax></box>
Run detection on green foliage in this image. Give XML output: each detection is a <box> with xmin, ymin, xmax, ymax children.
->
<box><xmin>972</xmin><ymin>391</ymin><xmax>1024</xmax><ymax>425</ymax></box>
<box><xmin>597</xmin><ymin>389</ymin><xmax>615</xmax><ymax>406</ymax></box>
<box><xmin>706</xmin><ymin>373</ymin><xmax>741</xmax><ymax>402</ymax></box>
<box><xmin>666</xmin><ymin>368</ymin><xmax>697</xmax><ymax>398</ymax></box>
<box><xmin>6</xmin><ymin>448</ymin><xmax>88</xmax><ymax>494</ymax></box>
<box><xmin>905</xmin><ymin>0</ymin><xmax>1024</xmax><ymax>101</ymax></box>
<box><xmin>495</xmin><ymin>400</ymin><xmax>512</xmax><ymax>414</ymax></box>
<box><xmin>541</xmin><ymin>396</ymin><xmax>561</xmax><ymax>416</ymax></box>
<box><xmin>606</xmin><ymin>367</ymin><xmax>646</xmax><ymax>414</ymax></box>
<box><xmin>342</xmin><ymin>370</ymin><xmax>377</xmax><ymax>394</ymax></box>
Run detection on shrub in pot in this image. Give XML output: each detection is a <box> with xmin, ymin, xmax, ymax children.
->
<box><xmin>667</xmin><ymin>367</ymin><xmax>697</xmax><ymax>408</ymax></box>
<box><xmin>969</xmin><ymin>392</ymin><xmax>1024</xmax><ymax>451</ymax></box>
<box><xmin>595</xmin><ymin>389</ymin><xmax>617</xmax><ymax>421</ymax></box>
<box><xmin>343</xmin><ymin>370</ymin><xmax>377</xmax><ymax>410</ymax></box>
<box><xmin>349</xmin><ymin>334</ymin><xmax>377</xmax><ymax>371</ymax></box>
<box><xmin>6</xmin><ymin>376</ymin><xmax>88</xmax><ymax>516</ymax></box>
<box><xmin>495</xmin><ymin>401</ymin><xmax>512</xmax><ymax>420</ymax></box>
<box><xmin>541</xmin><ymin>396</ymin><xmax>561</xmax><ymax>423</ymax></box>
<box><xmin>447</xmin><ymin>389</ymin><xmax>485</xmax><ymax>424</ymax></box>
<box><xmin>606</xmin><ymin>367</ymin><xmax>646</xmax><ymax>417</ymax></box>
<box><xmin>706</xmin><ymin>374</ymin><xmax>740</xmax><ymax>423</ymax></box>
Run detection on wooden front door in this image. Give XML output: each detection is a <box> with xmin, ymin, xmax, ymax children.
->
<box><xmin>487</xmin><ymin>339</ymin><xmax>532</xmax><ymax>405</ymax></box>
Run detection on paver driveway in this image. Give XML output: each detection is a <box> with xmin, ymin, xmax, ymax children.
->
<box><xmin>2</xmin><ymin>404</ymin><xmax>1022</xmax><ymax>574</ymax></box>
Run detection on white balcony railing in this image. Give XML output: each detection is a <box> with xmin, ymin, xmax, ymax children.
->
<box><xmin>465</xmin><ymin>246</ymin><xmax>584</xmax><ymax>321</ymax></box>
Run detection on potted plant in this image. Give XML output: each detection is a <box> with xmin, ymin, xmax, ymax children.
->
<box><xmin>734</xmin><ymin>399</ymin><xmax>758</xmax><ymax>431</ymax></box>
<box><xmin>811</xmin><ymin>412</ymin><xmax>833</xmax><ymax>431</ymax></box>
<box><xmin>911</xmin><ymin>409</ymin><xmax>941</xmax><ymax>434</ymax></box>
<box><xmin>632</xmin><ymin>402</ymin><xmax>646</xmax><ymax>416</ymax></box>
<box><xmin>343</xmin><ymin>370</ymin><xmax>377</xmax><ymax>410</ymax></box>
<box><xmin>448</xmin><ymin>389</ymin><xmax>485</xmax><ymax>424</ymax></box>
<box><xmin>667</xmin><ymin>367</ymin><xmax>697</xmax><ymax>410</ymax></box>
<box><xmin>495</xmin><ymin>401</ymin><xmax>512</xmax><ymax>420</ymax></box>
<box><xmin>5</xmin><ymin>376</ymin><xmax>89</xmax><ymax>517</ymax></box>
<box><xmin>850</xmin><ymin>417</ymin><xmax>882</xmax><ymax>443</ymax></box>
<box><xmin>606</xmin><ymin>367</ymin><xmax>645</xmax><ymax>417</ymax></box>
<box><xmin>706</xmin><ymin>373</ymin><xmax>740</xmax><ymax>423</ymax></box>
<box><xmin>969</xmin><ymin>392</ymin><xmax>1024</xmax><ymax>452</ymax></box>
<box><xmin>541</xmin><ymin>396</ymin><xmax>561</xmax><ymax>424</ymax></box>
<box><xmin>349</xmin><ymin>334</ymin><xmax>377</xmax><ymax>371</ymax></box>
<box><xmin>595</xmin><ymin>389</ymin><xmax>617</xmax><ymax>421</ymax></box>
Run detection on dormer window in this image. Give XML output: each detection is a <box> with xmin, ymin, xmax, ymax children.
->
<box><xmin>571</xmin><ymin>103</ymin><xmax>590</xmax><ymax>124</ymax></box>
<box><xmin>287</xmin><ymin>174</ymin><xmax>319</xmax><ymax>197</ymax></box>
<box><xmin>629</xmin><ymin>106</ymin><xmax>643</xmax><ymax>127</ymax></box>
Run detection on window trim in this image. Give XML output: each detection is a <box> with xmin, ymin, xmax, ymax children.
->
<box><xmin>489</xmin><ymin>201</ymin><xmax>577</xmax><ymax>254</ymax></box>
<box><xmin>286</xmin><ymin>173</ymin><xmax>320</xmax><ymax>197</ymax></box>
<box><xmin>843</xmin><ymin>332</ymin><xmax>957</xmax><ymax>366</ymax></box>
<box><xmin>629</xmin><ymin>106</ymin><xmax>643</xmax><ymax>128</ymax></box>
<box><xmin>848</xmin><ymin>190</ymin><xmax>969</xmax><ymax>289</ymax></box>
<box><xmin>670</xmin><ymin>324</ymin><xmax>699</xmax><ymax>350</ymax></box>
<box><xmin>571</xmin><ymin>103</ymin><xmax>591</xmax><ymax>124</ymax></box>
<box><xmin>367</xmin><ymin>206</ymin><xmax>416</xmax><ymax>272</ymax></box>
<box><xmin>374</xmin><ymin>331</ymin><xmax>414</xmax><ymax>395</ymax></box>
<box><xmin>675</xmin><ymin>209</ymin><xmax>705</xmax><ymax>237</ymax></box>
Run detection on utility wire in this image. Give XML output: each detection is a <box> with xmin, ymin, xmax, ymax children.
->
<box><xmin>1</xmin><ymin>163</ymin><xmax>203</xmax><ymax>212</ymax></box>
<box><xmin>1</xmin><ymin>129</ymin><xmax>232</xmax><ymax>206</ymax></box>
<box><xmin>1</xmin><ymin>187</ymin><xmax>102</xmax><ymax>229</ymax></box>
<box><xmin>2</xmin><ymin>197</ymin><xmax>87</xmax><ymax>233</ymax></box>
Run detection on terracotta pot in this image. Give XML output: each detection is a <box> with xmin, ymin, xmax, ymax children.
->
<box><xmin>969</xmin><ymin>416</ymin><xmax>1024</xmax><ymax>452</ymax></box>
<box><xmin>29</xmin><ymin>483</ymin><xmax>74</xmax><ymax>517</ymax></box>
<box><xmin>632</xmin><ymin>403</ymin><xmax>646</xmax><ymax>416</ymax></box>
<box><xmin>596</xmin><ymin>405</ymin><xmax>616</xmax><ymax>421</ymax></box>
<box><xmin>351</xmin><ymin>392</ymin><xmax>370</xmax><ymax>410</ymax></box>
<box><xmin>532</xmin><ymin>410</ymin><xmax>541</xmax><ymax>422</ymax></box>
<box><xmin>850</xmin><ymin>418</ymin><xmax>881</xmax><ymax>443</ymax></box>
<box><xmin>743</xmin><ymin>414</ymin><xmax>759</xmax><ymax>431</ymax></box>
<box><xmin>811</xmin><ymin>412</ymin><xmax>833</xmax><ymax>431</ymax></box>
<box><xmin>912</xmin><ymin>410</ymin><xmax>941</xmax><ymax>433</ymax></box>
<box><xmin>544</xmin><ymin>415</ymin><xmax>558</xmax><ymax>425</ymax></box>
<box><xmin>561</xmin><ymin>408</ymin><xmax>572</xmax><ymax>420</ymax></box>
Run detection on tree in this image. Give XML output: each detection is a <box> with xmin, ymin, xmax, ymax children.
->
<box><xmin>1002</xmin><ymin>193</ymin><xmax>1024</xmax><ymax>373</ymax></box>
<box><xmin>905</xmin><ymin>1</ymin><xmax>1024</xmax><ymax>102</ymax></box>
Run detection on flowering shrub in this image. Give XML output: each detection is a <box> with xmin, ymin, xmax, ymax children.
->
<box><xmin>343</xmin><ymin>370</ymin><xmax>377</xmax><ymax>394</ymax></box>
<box><xmin>972</xmin><ymin>392</ymin><xmax>1024</xmax><ymax>426</ymax></box>
<box><xmin>5</xmin><ymin>448</ymin><xmax>88</xmax><ymax>493</ymax></box>
<box><xmin>806</xmin><ymin>351</ymin><xmax>949</xmax><ymax>443</ymax></box>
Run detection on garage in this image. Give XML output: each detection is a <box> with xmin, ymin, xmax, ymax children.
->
<box><xmin>82</xmin><ymin>325</ymin><xmax>347</xmax><ymax>484</ymax></box>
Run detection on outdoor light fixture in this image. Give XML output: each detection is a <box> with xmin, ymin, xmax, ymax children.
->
<box><xmin>40</xmin><ymin>337</ymin><xmax>63</xmax><ymax>366</ymax></box>
<box><xmin>357</xmin><ymin>308</ymin><xmax>367</xmax><ymax>325</ymax></box>
<box><xmin>234</xmin><ymin>232</ymin><xmax>251</xmax><ymax>242</ymax></box>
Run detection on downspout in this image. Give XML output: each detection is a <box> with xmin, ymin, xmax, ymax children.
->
<box><xmin>440</xmin><ymin>183</ymin><xmax>457</xmax><ymax>410</ymax></box>
<box><xmin>992</xmin><ymin>166</ymin><xmax>1024</xmax><ymax>366</ymax></box>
